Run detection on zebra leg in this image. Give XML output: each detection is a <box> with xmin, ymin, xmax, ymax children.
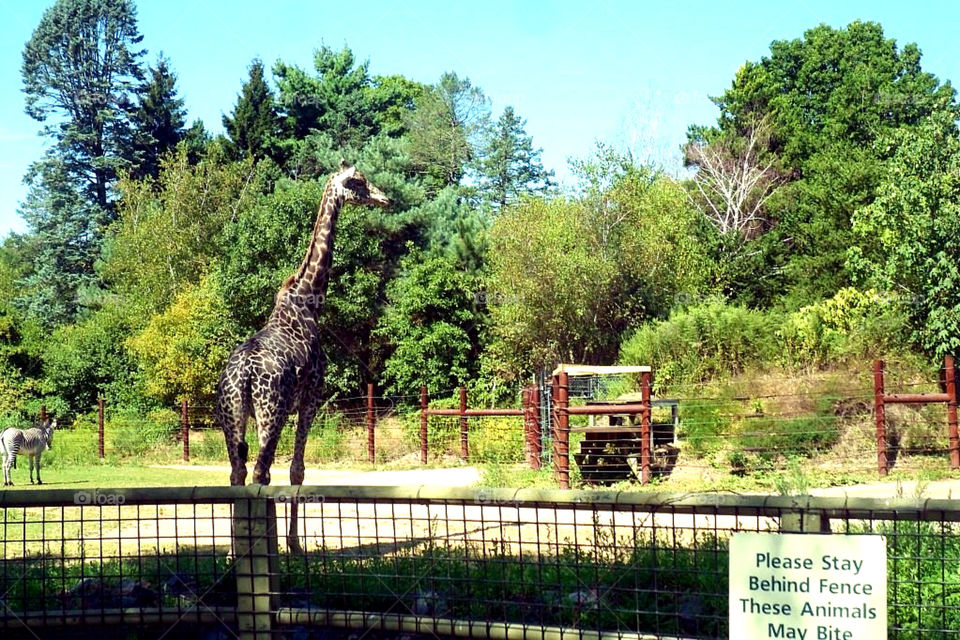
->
<box><xmin>35</xmin><ymin>452</ymin><xmax>42</xmax><ymax>485</ymax></box>
<box><xmin>28</xmin><ymin>455</ymin><xmax>34</xmax><ymax>484</ymax></box>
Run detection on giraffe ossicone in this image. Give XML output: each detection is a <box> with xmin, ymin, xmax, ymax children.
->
<box><xmin>214</xmin><ymin>164</ymin><xmax>390</xmax><ymax>552</ymax></box>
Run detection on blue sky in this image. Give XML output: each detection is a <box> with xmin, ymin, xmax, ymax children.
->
<box><xmin>1</xmin><ymin>1</ymin><xmax>958</xmax><ymax>238</ymax></box>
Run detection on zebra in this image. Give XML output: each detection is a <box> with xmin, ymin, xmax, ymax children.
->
<box><xmin>1</xmin><ymin>418</ymin><xmax>56</xmax><ymax>486</ymax></box>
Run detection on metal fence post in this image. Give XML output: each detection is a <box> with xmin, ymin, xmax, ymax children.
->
<box><xmin>233</xmin><ymin>494</ymin><xmax>279</xmax><ymax>640</ymax></box>
<box><xmin>181</xmin><ymin>399</ymin><xmax>190</xmax><ymax>462</ymax></box>
<box><xmin>874</xmin><ymin>360</ymin><xmax>887</xmax><ymax>477</ymax></box>
<box><xmin>554</xmin><ymin>373</ymin><xmax>570</xmax><ymax>490</ymax></box>
<box><xmin>40</xmin><ymin>404</ymin><xmax>47</xmax><ymax>423</ymax></box>
<box><xmin>97</xmin><ymin>398</ymin><xmax>105</xmax><ymax>460</ymax></box>
<box><xmin>367</xmin><ymin>383</ymin><xmax>375</xmax><ymax>463</ymax></box>
<box><xmin>420</xmin><ymin>386</ymin><xmax>428</xmax><ymax>464</ymax></box>
<box><xmin>640</xmin><ymin>370</ymin><xmax>652</xmax><ymax>485</ymax></box>
<box><xmin>946</xmin><ymin>355</ymin><xmax>959</xmax><ymax>470</ymax></box>
<box><xmin>782</xmin><ymin>511</ymin><xmax>832</xmax><ymax>533</ymax></box>
<box><xmin>459</xmin><ymin>386</ymin><xmax>469</xmax><ymax>461</ymax></box>
<box><xmin>530</xmin><ymin>386</ymin><xmax>542</xmax><ymax>470</ymax></box>
<box><xmin>522</xmin><ymin>387</ymin><xmax>531</xmax><ymax>467</ymax></box>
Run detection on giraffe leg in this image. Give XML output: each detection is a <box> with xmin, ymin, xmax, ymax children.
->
<box><xmin>287</xmin><ymin>399</ymin><xmax>317</xmax><ymax>554</ymax></box>
<box><xmin>251</xmin><ymin>403</ymin><xmax>289</xmax><ymax>486</ymax></box>
<box><xmin>216</xmin><ymin>398</ymin><xmax>249</xmax><ymax>486</ymax></box>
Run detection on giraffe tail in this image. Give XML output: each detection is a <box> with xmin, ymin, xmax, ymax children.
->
<box><xmin>238</xmin><ymin>441</ymin><xmax>248</xmax><ymax>464</ymax></box>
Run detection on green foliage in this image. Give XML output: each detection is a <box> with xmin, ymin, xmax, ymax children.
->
<box><xmin>701</xmin><ymin>20</ymin><xmax>959</xmax><ymax>305</ymax></box>
<box><xmin>274</xmin><ymin>45</ymin><xmax>418</xmax><ymax>157</ymax></box>
<box><xmin>881</xmin><ymin>521</ymin><xmax>960</xmax><ymax>634</ymax></box>
<box><xmin>403</xmin><ymin>72</ymin><xmax>489</xmax><ymax>194</ymax></box>
<box><xmin>127</xmin><ymin>276</ymin><xmax>242</xmax><ymax>404</ymax></box>
<box><xmin>104</xmin><ymin>145</ymin><xmax>261</xmax><ymax>314</ymax></box>
<box><xmin>848</xmin><ymin>113</ymin><xmax>960</xmax><ymax>358</ymax></box>
<box><xmin>414</xmin><ymin>186</ymin><xmax>489</xmax><ymax>273</ymax></box>
<box><xmin>487</xmin><ymin>197</ymin><xmax>617</xmax><ymax>374</ymax></box>
<box><xmin>215</xmin><ymin>178</ymin><xmax>327</xmax><ymax>328</ymax></box>
<box><xmin>16</xmin><ymin>157</ymin><xmax>110</xmax><ymax>327</ymax></box>
<box><xmin>129</xmin><ymin>56</ymin><xmax>186</xmax><ymax>181</ymax></box>
<box><xmin>620</xmin><ymin>290</ymin><xmax>913</xmax><ymax>387</ymax></box>
<box><xmin>222</xmin><ymin>58</ymin><xmax>281</xmax><ymax>161</ymax></box>
<box><xmin>22</xmin><ymin>0</ymin><xmax>146</xmax><ymax>210</ymax></box>
<box><xmin>779</xmin><ymin>288</ymin><xmax>912</xmax><ymax>364</ymax></box>
<box><xmin>620</xmin><ymin>303</ymin><xmax>780</xmax><ymax>385</ymax></box>
<box><xmin>468</xmin><ymin>417</ymin><xmax>525</xmax><ymax>464</ymax></box>
<box><xmin>375</xmin><ymin>249</ymin><xmax>483</xmax><ymax>395</ymax></box>
<box><xmin>487</xmin><ymin>163</ymin><xmax>712</xmax><ymax>377</ymax></box>
<box><xmin>479</xmin><ymin>106</ymin><xmax>554</xmax><ymax>208</ymax></box>
<box><xmin>41</xmin><ymin>302</ymin><xmax>143</xmax><ymax>416</ymax></box>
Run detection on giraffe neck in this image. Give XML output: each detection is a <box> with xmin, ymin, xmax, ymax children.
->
<box><xmin>285</xmin><ymin>178</ymin><xmax>344</xmax><ymax>313</ymax></box>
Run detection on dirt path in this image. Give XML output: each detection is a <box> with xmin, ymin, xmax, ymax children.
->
<box><xmin>809</xmin><ymin>477</ymin><xmax>960</xmax><ymax>500</ymax></box>
<box><xmin>13</xmin><ymin>467</ymin><xmax>959</xmax><ymax>560</ymax></box>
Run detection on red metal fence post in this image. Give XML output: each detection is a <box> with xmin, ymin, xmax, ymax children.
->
<box><xmin>522</xmin><ymin>387</ymin><xmax>532</xmax><ymax>467</ymax></box>
<box><xmin>874</xmin><ymin>360</ymin><xmax>887</xmax><ymax>477</ymax></box>
<box><xmin>40</xmin><ymin>405</ymin><xmax>47</xmax><ymax>423</ymax></box>
<box><xmin>459</xmin><ymin>386</ymin><xmax>469</xmax><ymax>462</ymax></box>
<box><xmin>554</xmin><ymin>372</ymin><xmax>570</xmax><ymax>490</ymax></box>
<box><xmin>530</xmin><ymin>386</ymin><xmax>542</xmax><ymax>470</ymax></box>
<box><xmin>367</xmin><ymin>383</ymin><xmax>376</xmax><ymax>463</ymax></box>
<box><xmin>420</xmin><ymin>386</ymin><xmax>428</xmax><ymax>464</ymax></box>
<box><xmin>640</xmin><ymin>370</ymin><xmax>652</xmax><ymax>485</ymax></box>
<box><xmin>181</xmin><ymin>399</ymin><xmax>190</xmax><ymax>462</ymax></box>
<box><xmin>97</xmin><ymin>398</ymin><xmax>105</xmax><ymax>460</ymax></box>
<box><xmin>946</xmin><ymin>355</ymin><xmax>959</xmax><ymax>470</ymax></box>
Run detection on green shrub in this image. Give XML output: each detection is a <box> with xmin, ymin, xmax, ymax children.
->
<box><xmin>778</xmin><ymin>288</ymin><xmax>911</xmax><ymax>365</ymax></box>
<box><xmin>678</xmin><ymin>397</ymin><xmax>736</xmax><ymax>457</ymax></box>
<box><xmin>469</xmin><ymin>417</ymin><xmax>525</xmax><ymax>464</ymax></box>
<box><xmin>620</xmin><ymin>302</ymin><xmax>779</xmax><ymax>385</ymax></box>
<box><xmin>109</xmin><ymin>413</ymin><xmax>175</xmax><ymax>459</ymax></box>
<box><xmin>620</xmin><ymin>290</ymin><xmax>914</xmax><ymax>387</ymax></box>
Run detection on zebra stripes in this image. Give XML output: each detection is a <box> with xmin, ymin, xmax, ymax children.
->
<box><xmin>1</xmin><ymin>418</ymin><xmax>56</xmax><ymax>486</ymax></box>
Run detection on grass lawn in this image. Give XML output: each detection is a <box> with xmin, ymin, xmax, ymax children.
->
<box><xmin>0</xmin><ymin>463</ymin><xmax>230</xmax><ymax>491</ymax></box>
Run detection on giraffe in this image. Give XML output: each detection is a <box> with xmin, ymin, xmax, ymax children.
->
<box><xmin>215</xmin><ymin>162</ymin><xmax>390</xmax><ymax>552</ymax></box>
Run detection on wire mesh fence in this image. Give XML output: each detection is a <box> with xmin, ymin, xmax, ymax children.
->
<box><xmin>29</xmin><ymin>357</ymin><xmax>960</xmax><ymax>489</ymax></box>
<box><xmin>2</xmin><ymin>486</ymin><xmax>960</xmax><ymax>639</ymax></box>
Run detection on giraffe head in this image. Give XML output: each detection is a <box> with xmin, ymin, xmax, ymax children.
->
<box><xmin>333</xmin><ymin>163</ymin><xmax>390</xmax><ymax>209</ymax></box>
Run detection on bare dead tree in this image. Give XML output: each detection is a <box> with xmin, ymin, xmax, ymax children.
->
<box><xmin>685</xmin><ymin>121</ymin><xmax>782</xmax><ymax>238</ymax></box>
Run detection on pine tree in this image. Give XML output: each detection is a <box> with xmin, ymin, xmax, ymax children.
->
<box><xmin>22</xmin><ymin>0</ymin><xmax>146</xmax><ymax>212</ymax></box>
<box><xmin>17</xmin><ymin>158</ymin><xmax>107</xmax><ymax>327</ymax></box>
<box><xmin>223</xmin><ymin>58</ymin><xmax>280</xmax><ymax>160</ymax></box>
<box><xmin>479</xmin><ymin>107</ymin><xmax>554</xmax><ymax>209</ymax></box>
<box><xmin>19</xmin><ymin>0</ymin><xmax>145</xmax><ymax>326</ymax></box>
<box><xmin>130</xmin><ymin>56</ymin><xmax>187</xmax><ymax>181</ymax></box>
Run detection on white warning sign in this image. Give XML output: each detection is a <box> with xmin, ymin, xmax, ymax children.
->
<box><xmin>729</xmin><ymin>533</ymin><xmax>886</xmax><ymax>639</ymax></box>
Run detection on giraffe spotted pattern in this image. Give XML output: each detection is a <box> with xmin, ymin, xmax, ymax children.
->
<box><xmin>215</xmin><ymin>164</ymin><xmax>389</xmax><ymax>552</ymax></box>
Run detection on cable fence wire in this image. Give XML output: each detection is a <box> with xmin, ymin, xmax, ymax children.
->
<box><xmin>44</xmin><ymin>361</ymin><xmax>957</xmax><ymax>484</ymax></box>
<box><xmin>1</xmin><ymin>487</ymin><xmax>960</xmax><ymax>639</ymax></box>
